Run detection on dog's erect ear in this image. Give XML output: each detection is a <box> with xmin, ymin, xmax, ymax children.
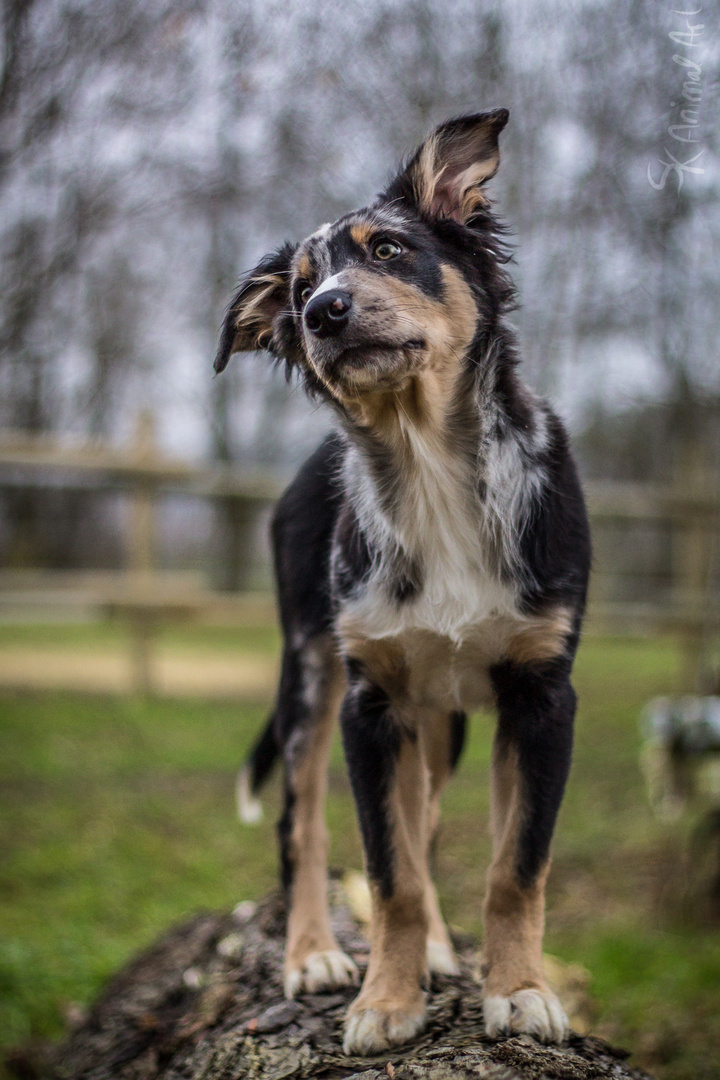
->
<box><xmin>399</xmin><ymin>109</ymin><xmax>509</xmax><ymax>224</ymax></box>
<box><xmin>214</xmin><ymin>243</ymin><xmax>296</xmax><ymax>373</ymax></box>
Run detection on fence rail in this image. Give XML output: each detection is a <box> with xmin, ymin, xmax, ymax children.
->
<box><xmin>1</xmin><ymin>416</ymin><xmax>718</xmax><ymax>693</ymax></box>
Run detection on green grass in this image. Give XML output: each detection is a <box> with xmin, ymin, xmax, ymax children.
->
<box><xmin>1</xmin><ymin>629</ymin><xmax>720</xmax><ymax>1079</ymax></box>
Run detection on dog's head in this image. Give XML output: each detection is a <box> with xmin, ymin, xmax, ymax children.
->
<box><xmin>214</xmin><ymin>110</ymin><xmax>511</xmax><ymax>407</ymax></box>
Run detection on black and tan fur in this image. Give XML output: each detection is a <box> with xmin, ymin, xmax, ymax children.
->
<box><xmin>215</xmin><ymin>110</ymin><xmax>591</xmax><ymax>1055</ymax></box>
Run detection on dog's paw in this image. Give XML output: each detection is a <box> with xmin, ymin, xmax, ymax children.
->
<box><xmin>343</xmin><ymin>1001</ymin><xmax>427</xmax><ymax>1055</ymax></box>
<box><xmin>284</xmin><ymin>949</ymin><xmax>359</xmax><ymax>999</ymax></box>
<box><xmin>426</xmin><ymin>939</ymin><xmax>460</xmax><ymax>976</ymax></box>
<box><xmin>483</xmin><ymin>987</ymin><xmax>568</xmax><ymax>1043</ymax></box>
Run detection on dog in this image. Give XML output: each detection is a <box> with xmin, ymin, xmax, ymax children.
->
<box><xmin>214</xmin><ymin>109</ymin><xmax>591</xmax><ymax>1055</ymax></box>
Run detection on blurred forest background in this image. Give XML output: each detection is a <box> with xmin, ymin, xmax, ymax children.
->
<box><xmin>0</xmin><ymin>0</ymin><xmax>718</xmax><ymax>577</ymax></box>
<box><xmin>1</xmin><ymin>2</ymin><xmax>720</xmax><ymax>1080</ymax></box>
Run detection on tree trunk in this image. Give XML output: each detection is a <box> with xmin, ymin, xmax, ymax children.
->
<box><xmin>17</xmin><ymin>891</ymin><xmax>653</xmax><ymax>1080</ymax></box>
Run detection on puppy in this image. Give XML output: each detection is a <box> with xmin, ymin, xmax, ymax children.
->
<box><xmin>215</xmin><ymin>109</ymin><xmax>590</xmax><ymax>1055</ymax></box>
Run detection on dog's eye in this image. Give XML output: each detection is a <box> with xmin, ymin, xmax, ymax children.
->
<box><xmin>373</xmin><ymin>240</ymin><xmax>402</xmax><ymax>261</ymax></box>
<box><xmin>298</xmin><ymin>285</ymin><xmax>313</xmax><ymax>306</ymax></box>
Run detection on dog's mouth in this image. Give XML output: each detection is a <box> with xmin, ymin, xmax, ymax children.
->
<box><xmin>337</xmin><ymin>339</ymin><xmax>425</xmax><ymax>367</ymax></box>
<box><xmin>306</xmin><ymin>337</ymin><xmax>427</xmax><ymax>396</ymax></box>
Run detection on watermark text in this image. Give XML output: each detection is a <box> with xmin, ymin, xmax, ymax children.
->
<box><xmin>648</xmin><ymin>7</ymin><xmax>706</xmax><ymax>192</ymax></box>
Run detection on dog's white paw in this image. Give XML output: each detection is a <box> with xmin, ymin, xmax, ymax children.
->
<box><xmin>343</xmin><ymin>1002</ymin><xmax>427</xmax><ymax>1055</ymax></box>
<box><xmin>483</xmin><ymin>987</ymin><xmax>568</xmax><ymax>1043</ymax></box>
<box><xmin>426</xmin><ymin>939</ymin><xmax>460</xmax><ymax>976</ymax></box>
<box><xmin>284</xmin><ymin>949</ymin><xmax>359</xmax><ymax>999</ymax></box>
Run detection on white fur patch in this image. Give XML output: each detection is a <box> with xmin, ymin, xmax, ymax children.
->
<box><xmin>343</xmin><ymin>1002</ymin><xmax>427</xmax><ymax>1055</ymax></box>
<box><xmin>301</xmin><ymin>639</ymin><xmax>328</xmax><ymax>710</ymax></box>
<box><xmin>308</xmin><ymin>272</ymin><xmax>345</xmax><ymax>304</ymax></box>
<box><xmin>483</xmin><ymin>988</ymin><xmax>568</xmax><ymax>1043</ymax></box>
<box><xmin>426</xmin><ymin>939</ymin><xmax>460</xmax><ymax>976</ymax></box>
<box><xmin>344</xmin><ymin>430</ymin><xmax>519</xmax><ymax>644</ymax></box>
<box><xmin>236</xmin><ymin>765</ymin><xmax>263</xmax><ymax>824</ymax></box>
<box><xmin>284</xmin><ymin>949</ymin><xmax>359</xmax><ymax>999</ymax></box>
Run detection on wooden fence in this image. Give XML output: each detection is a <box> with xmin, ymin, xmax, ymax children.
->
<box><xmin>0</xmin><ymin>414</ymin><xmax>718</xmax><ymax>693</ymax></box>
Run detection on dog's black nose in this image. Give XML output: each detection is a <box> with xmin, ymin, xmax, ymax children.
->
<box><xmin>304</xmin><ymin>290</ymin><xmax>352</xmax><ymax>338</ymax></box>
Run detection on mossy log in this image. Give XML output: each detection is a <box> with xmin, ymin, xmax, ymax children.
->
<box><xmin>16</xmin><ymin>892</ymin><xmax>653</xmax><ymax>1080</ymax></box>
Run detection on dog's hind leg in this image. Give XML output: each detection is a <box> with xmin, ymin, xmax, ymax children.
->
<box><xmin>423</xmin><ymin>710</ymin><xmax>466</xmax><ymax>976</ymax></box>
<box><xmin>481</xmin><ymin>659</ymin><xmax>574</xmax><ymax>1043</ymax></box>
<box><xmin>278</xmin><ymin>634</ymin><xmax>358</xmax><ymax>999</ymax></box>
<box><xmin>264</xmin><ymin>435</ymin><xmax>356</xmax><ymax>997</ymax></box>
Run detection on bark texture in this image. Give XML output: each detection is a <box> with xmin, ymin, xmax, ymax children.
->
<box><xmin>17</xmin><ymin>891</ymin><xmax>653</xmax><ymax>1080</ymax></box>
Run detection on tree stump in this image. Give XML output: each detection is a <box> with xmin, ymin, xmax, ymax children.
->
<box><xmin>19</xmin><ymin>891</ymin><xmax>653</xmax><ymax>1080</ymax></box>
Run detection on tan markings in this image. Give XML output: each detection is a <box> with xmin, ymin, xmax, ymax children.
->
<box><xmin>458</xmin><ymin>170</ymin><xmax>494</xmax><ymax>220</ymax></box>
<box><xmin>294</xmin><ymin>251</ymin><xmax>312</xmax><ymax>282</ymax></box>
<box><xmin>506</xmin><ymin>606</ymin><xmax>573</xmax><ymax>666</ymax></box>
<box><xmin>410</xmin><ymin>126</ymin><xmax>499</xmax><ymax>223</ymax></box>
<box><xmin>328</xmin><ymin>263</ymin><xmax>477</xmax><ymax>442</ymax></box>
<box><xmin>285</xmin><ymin>645</ymin><xmax>347</xmax><ymax>977</ymax></box>
<box><xmin>233</xmin><ymin>273</ymin><xmax>286</xmax><ymax>350</ymax></box>
<box><xmin>338</xmin><ymin>625</ymin><xmax>408</xmax><ymax>700</ymax></box>
<box><xmin>453</xmin><ymin>153</ymin><xmax>499</xmax><ymax>222</ymax></box>
<box><xmin>350</xmin><ymin>222</ymin><xmax>375</xmax><ymax>247</ymax></box>
<box><xmin>481</xmin><ymin>742</ymin><xmax>550</xmax><ymax>999</ymax></box>
<box><xmin>348</xmin><ymin>735</ymin><xmax>429</xmax><ymax>1020</ymax></box>
<box><xmin>413</xmin><ymin>132</ymin><xmax>443</xmax><ymax>215</ymax></box>
<box><xmin>336</xmin><ymin>608</ymin><xmax>571</xmax><ymax>716</ymax></box>
<box><xmin>426</xmin><ymin>264</ymin><xmax>478</xmax><ymax>371</ymax></box>
<box><xmin>421</xmin><ymin>713</ymin><xmax>457</xmax><ymax>958</ymax></box>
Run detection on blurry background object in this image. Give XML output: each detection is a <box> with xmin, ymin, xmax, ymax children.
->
<box><xmin>642</xmin><ymin>696</ymin><xmax>720</xmax><ymax>921</ymax></box>
<box><xmin>642</xmin><ymin>697</ymin><xmax>720</xmax><ymax>823</ymax></box>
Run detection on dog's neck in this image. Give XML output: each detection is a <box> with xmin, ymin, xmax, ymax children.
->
<box><xmin>338</xmin><ymin>339</ymin><xmax>513</xmax><ymax>491</ymax></box>
<box><xmin>336</xmin><ymin>340</ymin><xmax>538</xmax><ymax>583</ymax></box>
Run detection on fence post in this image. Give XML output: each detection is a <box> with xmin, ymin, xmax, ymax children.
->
<box><xmin>128</xmin><ymin>409</ymin><xmax>157</xmax><ymax>575</ymax></box>
<box><xmin>672</xmin><ymin>425</ymin><xmax>716</xmax><ymax>692</ymax></box>
<box><xmin>127</xmin><ymin>409</ymin><xmax>158</xmax><ymax>695</ymax></box>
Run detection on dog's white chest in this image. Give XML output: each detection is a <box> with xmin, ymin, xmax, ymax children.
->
<box><xmin>335</xmin><ymin>412</ymin><xmax>552</xmax><ymax>709</ymax></box>
<box><xmin>346</xmin><ymin>562</ymin><xmax>518</xmax><ymax>641</ymax></box>
<box><xmin>347</xmin><ymin>420</ymin><xmax>522</xmax><ymax>626</ymax></box>
<box><xmin>338</xmin><ymin>569</ymin><xmax>524</xmax><ymax>712</ymax></box>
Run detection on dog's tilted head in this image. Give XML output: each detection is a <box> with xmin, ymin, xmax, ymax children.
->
<box><xmin>214</xmin><ymin>110</ymin><xmax>512</xmax><ymax>407</ymax></box>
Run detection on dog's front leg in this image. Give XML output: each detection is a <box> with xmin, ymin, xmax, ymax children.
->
<box><xmin>340</xmin><ymin>676</ymin><xmax>429</xmax><ymax>1055</ymax></box>
<box><xmin>481</xmin><ymin>659</ymin><xmax>575</xmax><ymax>1043</ymax></box>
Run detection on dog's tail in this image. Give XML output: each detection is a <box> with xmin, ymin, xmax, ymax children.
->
<box><xmin>236</xmin><ymin>713</ymin><xmax>279</xmax><ymax>825</ymax></box>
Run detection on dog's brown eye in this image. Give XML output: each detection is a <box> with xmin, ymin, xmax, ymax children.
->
<box><xmin>373</xmin><ymin>241</ymin><xmax>402</xmax><ymax>261</ymax></box>
<box><xmin>299</xmin><ymin>285</ymin><xmax>313</xmax><ymax>305</ymax></box>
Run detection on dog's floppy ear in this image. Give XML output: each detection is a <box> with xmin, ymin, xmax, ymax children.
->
<box><xmin>399</xmin><ymin>109</ymin><xmax>509</xmax><ymax>224</ymax></box>
<box><xmin>214</xmin><ymin>242</ymin><xmax>296</xmax><ymax>373</ymax></box>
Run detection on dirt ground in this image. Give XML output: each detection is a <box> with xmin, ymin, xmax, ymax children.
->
<box><xmin>0</xmin><ymin>643</ymin><xmax>278</xmax><ymax>698</ymax></box>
